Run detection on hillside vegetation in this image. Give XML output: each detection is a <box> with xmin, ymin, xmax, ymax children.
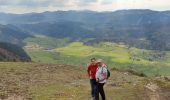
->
<box><xmin>1</xmin><ymin>10</ymin><xmax>170</xmax><ymax>50</ymax></box>
<box><xmin>0</xmin><ymin>42</ymin><xmax>31</xmax><ymax>62</ymax></box>
<box><xmin>0</xmin><ymin>62</ymin><xmax>169</xmax><ymax>100</ymax></box>
<box><xmin>0</xmin><ymin>9</ymin><xmax>170</xmax><ymax>99</ymax></box>
<box><xmin>0</xmin><ymin>24</ymin><xmax>31</xmax><ymax>46</ymax></box>
<box><xmin>24</xmin><ymin>36</ymin><xmax>170</xmax><ymax>77</ymax></box>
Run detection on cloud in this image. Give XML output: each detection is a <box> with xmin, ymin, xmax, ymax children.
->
<box><xmin>112</xmin><ymin>0</ymin><xmax>170</xmax><ymax>11</ymax></box>
<box><xmin>0</xmin><ymin>0</ymin><xmax>98</xmax><ymax>7</ymax></box>
<box><xmin>0</xmin><ymin>0</ymin><xmax>16</xmax><ymax>5</ymax></box>
<box><xmin>101</xmin><ymin>0</ymin><xmax>113</xmax><ymax>5</ymax></box>
<box><xmin>20</xmin><ymin>0</ymin><xmax>71</xmax><ymax>7</ymax></box>
<box><xmin>0</xmin><ymin>0</ymin><xmax>70</xmax><ymax>7</ymax></box>
<box><xmin>0</xmin><ymin>0</ymin><xmax>170</xmax><ymax>13</ymax></box>
<box><xmin>74</xmin><ymin>0</ymin><xmax>98</xmax><ymax>6</ymax></box>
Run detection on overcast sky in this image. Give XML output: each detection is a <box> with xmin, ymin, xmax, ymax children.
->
<box><xmin>0</xmin><ymin>0</ymin><xmax>170</xmax><ymax>13</ymax></box>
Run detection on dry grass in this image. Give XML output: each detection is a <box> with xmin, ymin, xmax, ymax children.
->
<box><xmin>0</xmin><ymin>62</ymin><xmax>169</xmax><ymax>100</ymax></box>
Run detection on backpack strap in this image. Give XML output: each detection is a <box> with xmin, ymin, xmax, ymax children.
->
<box><xmin>101</xmin><ymin>66</ymin><xmax>103</xmax><ymax>74</ymax></box>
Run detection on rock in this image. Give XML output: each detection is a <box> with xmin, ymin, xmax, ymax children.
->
<box><xmin>110</xmin><ymin>83</ymin><xmax>118</xmax><ymax>87</ymax></box>
<box><xmin>124</xmin><ymin>72</ymin><xmax>129</xmax><ymax>75</ymax></box>
<box><xmin>164</xmin><ymin>76</ymin><xmax>170</xmax><ymax>81</ymax></box>
<box><xmin>145</xmin><ymin>83</ymin><xmax>159</xmax><ymax>92</ymax></box>
<box><xmin>1</xmin><ymin>95</ymin><xmax>25</xmax><ymax>100</ymax></box>
<box><xmin>145</xmin><ymin>83</ymin><xmax>161</xmax><ymax>100</ymax></box>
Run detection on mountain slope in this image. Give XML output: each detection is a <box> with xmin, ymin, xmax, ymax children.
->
<box><xmin>1</xmin><ymin>9</ymin><xmax>170</xmax><ymax>50</ymax></box>
<box><xmin>18</xmin><ymin>21</ymin><xmax>94</xmax><ymax>39</ymax></box>
<box><xmin>0</xmin><ymin>42</ymin><xmax>31</xmax><ymax>61</ymax></box>
<box><xmin>0</xmin><ymin>24</ymin><xmax>32</xmax><ymax>46</ymax></box>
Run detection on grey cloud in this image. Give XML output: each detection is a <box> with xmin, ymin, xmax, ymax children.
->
<box><xmin>75</xmin><ymin>0</ymin><xmax>98</xmax><ymax>6</ymax></box>
<box><xmin>101</xmin><ymin>0</ymin><xmax>113</xmax><ymax>5</ymax></box>
<box><xmin>17</xmin><ymin>0</ymin><xmax>38</xmax><ymax>7</ymax></box>
<box><xmin>0</xmin><ymin>0</ymin><xmax>69</xmax><ymax>7</ymax></box>
<box><xmin>17</xmin><ymin>0</ymin><xmax>69</xmax><ymax>7</ymax></box>
<box><xmin>79</xmin><ymin>0</ymin><xmax>98</xmax><ymax>3</ymax></box>
<box><xmin>0</xmin><ymin>0</ymin><xmax>99</xmax><ymax>7</ymax></box>
<box><xmin>0</xmin><ymin>0</ymin><xmax>16</xmax><ymax>5</ymax></box>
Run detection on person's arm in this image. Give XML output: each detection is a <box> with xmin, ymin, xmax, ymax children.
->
<box><xmin>99</xmin><ymin>67</ymin><xmax>107</xmax><ymax>81</ymax></box>
<box><xmin>87</xmin><ymin>63</ymin><xmax>91</xmax><ymax>78</ymax></box>
<box><xmin>95</xmin><ymin>69</ymin><xmax>99</xmax><ymax>82</ymax></box>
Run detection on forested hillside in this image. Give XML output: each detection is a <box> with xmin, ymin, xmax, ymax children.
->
<box><xmin>1</xmin><ymin>9</ymin><xmax>170</xmax><ymax>50</ymax></box>
<box><xmin>0</xmin><ymin>42</ymin><xmax>31</xmax><ymax>61</ymax></box>
<box><xmin>0</xmin><ymin>24</ymin><xmax>31</xmax><ymax>46</ymax></box>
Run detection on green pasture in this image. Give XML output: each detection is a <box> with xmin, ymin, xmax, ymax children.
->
<box><xmin>24</xmin><ymin>37</ymin><xmax>170</xmax><ymax>76</ymax></box>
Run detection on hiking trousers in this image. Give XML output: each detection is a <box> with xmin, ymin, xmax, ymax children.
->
<box><xmin>95</xmin><ymin>83</ymin><xmax>105</xmax><ymax>100</ymax></box>
<box><xmin>90</xmin><ymin>79</ymin><xmax>97</xmax><ymax>97</ymax></box>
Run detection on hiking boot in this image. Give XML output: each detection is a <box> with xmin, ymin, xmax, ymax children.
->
<box><xmin>91</xmin><ymin>97</ymin><xmax>95</xmax><ymax>100</ymax></box>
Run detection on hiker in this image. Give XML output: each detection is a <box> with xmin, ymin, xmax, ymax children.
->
<box><xmin>95</xmin><ymin>59</ymin><xmax>107</xmax><ymax>100</ymax></box>
<box><xmin>87</xmin><ymin>58</ymin><xmax>98</xmax><ymax>100</ymax></box>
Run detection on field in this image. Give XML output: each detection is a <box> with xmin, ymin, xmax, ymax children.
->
<box><xmin>0</xmin><ymin>62</ymin><xmax>170</xmax><ymax>100</ymax></box>
<box><xmin>24</xmin><ymin>36</ymin><xmax>170</xmax><ymax>77</ymax></box>
<box><xmin>0</xmin><ymin>36</ymin><xmax>170</xmax><ymax>100</ymax></box>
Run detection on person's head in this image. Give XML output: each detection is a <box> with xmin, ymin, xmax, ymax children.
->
<box><xmin>97</xmin><ymin>59</ymin><xmax>103</xmax><ymax>66</ymax></box>
<box><xmin>91</xmin><ymin>58</ymin><xmax>96</xmax><ymax>64</ymax></box>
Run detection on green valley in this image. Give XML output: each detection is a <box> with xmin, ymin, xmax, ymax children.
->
<box><xmin>1</xmin><ymin>9</ymin><xmax>170</xmax><ymax>100</ymax></box>
<box><xmin>24</xmin><ymin>36</ymin><xmax>170</xmax><ymax>77</ymax></box>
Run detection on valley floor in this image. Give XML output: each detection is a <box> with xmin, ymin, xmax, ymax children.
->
<box><xmin>0</xmin><ymin>62</ymin><xmax>170</xmax><ymax>100</ymax></box>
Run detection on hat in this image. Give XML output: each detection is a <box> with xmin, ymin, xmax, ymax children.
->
<box><xmin>97</xmin><ymin>59</ymin><xmax>103</xmax><ymax>63</ymax></box>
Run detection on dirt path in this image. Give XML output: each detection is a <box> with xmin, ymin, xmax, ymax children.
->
<box><xmin>145</xmin><ymin>83</ymin><xmax>160</xmax><ymax>100</ymax></box>
<box><xmin>145</xmin><ymin>83</ymin><xmax>170</xmax><ymax>100</ymax></box>
<box><xmin>1</xmin><ymin>95</ymin><xmax>25</xmax><ymax>100</ymax></box>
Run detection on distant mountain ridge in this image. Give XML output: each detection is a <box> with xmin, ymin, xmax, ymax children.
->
<box><xmin>0</xmin><ymin>9</ymin><xmax>170</xmax><ymax>50</ymax></box>
<box><xmin>1</xmin><ymin>9</ymin><xmax>170</xmax><ymax>24</ymax></box>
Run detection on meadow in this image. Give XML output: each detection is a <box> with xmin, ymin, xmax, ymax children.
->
<box><xmin>24</xmin><ymin>36</ymin><xmax>170</xmax><ymax>77</ymax></box>
<box><xmin>0</xmin><ymin>36</ymin><xmax>170</xmax><ymax>100</ymax></box>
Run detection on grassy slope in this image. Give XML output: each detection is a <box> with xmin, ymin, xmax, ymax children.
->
<box><xmin>0</xmin><ymin>62</ymin><xmax>169</xmax><ymax>100</ymax></box>
<box><xmin>55</xmin><ymin>42</ymin><xmax>170</xmax><ymax>76</ymax></box>
<box><xmin>24</xmin><ymin>36</ymin><xmax>170</xmax><ymax>76</ymax></box>
<box><xmin>24</xmin><ymin>35</ymin><xmax>70</xmax><ymax>49</ymax></box>
<box><xmin>1</xmin><ymin>37</ymin><xmax>170</xmax><ymax>99</ymax></box>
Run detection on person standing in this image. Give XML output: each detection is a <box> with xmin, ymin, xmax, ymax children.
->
<box><xmin>87</xmin><ymin>58</ymin><xmax>98</xmax><ymax>100</ymax></box>
<box><xmin>95</xmin><ymin>59</ymin><xmax>107</xmax><ymax>100</ymax></box>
